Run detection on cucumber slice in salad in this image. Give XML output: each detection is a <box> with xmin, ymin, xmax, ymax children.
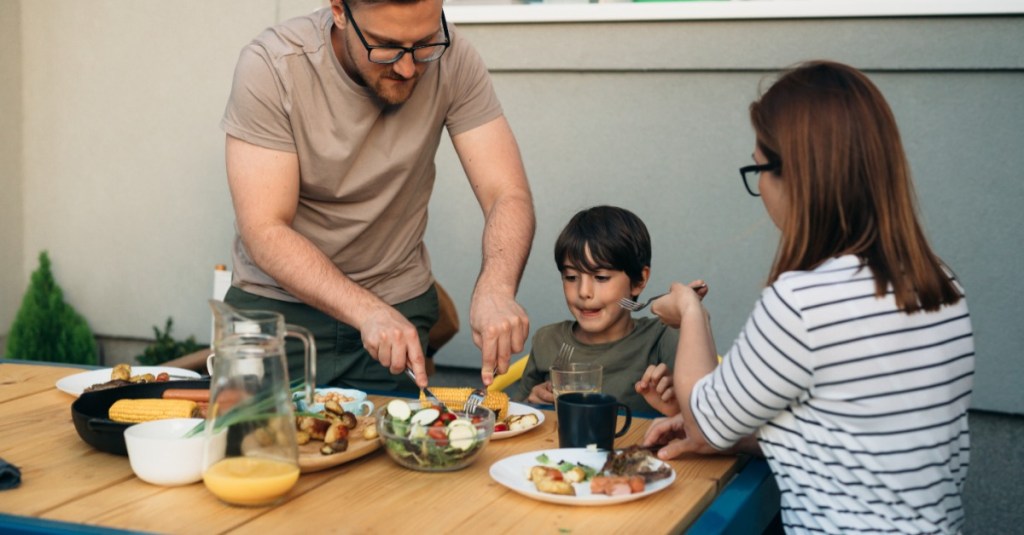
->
<box><xmin>410</xmin><ymin>408</ymin><xmax>440</xmax><ymax>426</ymax></box>
<box><xmin>387</xmin><ymin>399</ymin><xmax>412</xmax><ymax>421</ymax></box>
<box><xmin>447</xmin><ymin>419</ymin><xmax>478</xmax><ymax>451</ymax></box>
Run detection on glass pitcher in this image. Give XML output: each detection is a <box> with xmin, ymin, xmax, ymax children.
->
<box><xmin>201</xmin><ymin>300</ymin><xmax>316</xmax><ymax>507</ymax></box>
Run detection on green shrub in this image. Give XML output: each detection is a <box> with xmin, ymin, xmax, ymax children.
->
<box><xmin>135</xmin><ymin>317</ymin><xmax>203</xmax><ymax>366</ymax></box>
<box><xmin>5</xmin><ymin>251</ymin><xmax>98</xmax><ymax>364</ymax></box>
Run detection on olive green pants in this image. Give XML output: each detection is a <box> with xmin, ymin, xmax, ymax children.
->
<box><xmin>224</xmin><ymin>285</ymin><xmax>439</xmax><ymax>394</ymax></box>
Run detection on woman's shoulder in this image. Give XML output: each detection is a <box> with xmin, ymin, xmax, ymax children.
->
<box><xmin>771</xmin><ymin>255</ymin><xmax>870</xmax><ymax>294</ymax></box>
<box><xmin>777</xmin><ymin>255</ymin><xmax>862</xmax><ymax>280</ymax></box>
<box><xmin>756</xmin><ymin>256</ymin><xmax>867</xmax><ymax>321</ymax></box>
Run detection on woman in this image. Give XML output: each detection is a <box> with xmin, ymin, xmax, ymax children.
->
<box><xmin>646</xmin><ymin>61</ymin><xmax>974</xmax><ymax>534</ymax></box>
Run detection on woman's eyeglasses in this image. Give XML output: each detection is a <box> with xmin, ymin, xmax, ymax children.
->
<box><xmin>738</xmin><ymin>162</ymin><xmax>780</xmax><ymax>197</ymax></box>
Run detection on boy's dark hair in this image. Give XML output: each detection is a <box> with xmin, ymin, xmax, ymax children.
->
<box><xmin>554</xmin><ymin>205</ymin><xmax>651</xmax><ymax>285</ymax></box>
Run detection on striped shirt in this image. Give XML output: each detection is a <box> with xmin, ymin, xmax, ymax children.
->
<box><xmin>691</xmin><ymin>255</ymin><xmax>973</xmax><ymax>534</ymax></box>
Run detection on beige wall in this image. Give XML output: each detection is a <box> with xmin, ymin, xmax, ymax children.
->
<box><xmin>2</xmin><ymin>1</ymin><xmax>1022</xmax><ymax>412</ymax></box>
<box><xmin>0</xmin><ymin>0</ymin><xmax>23</xmax><ymax>340</ymax></box>
<box><xmin>7</xmin><ymin>0</ymin><xmax>324</xmax><ymax>350</ymax></box>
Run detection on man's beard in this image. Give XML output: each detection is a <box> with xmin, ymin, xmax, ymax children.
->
<box><xmin>344</xmin><ymin>43</ymin><xmax>418</xmax><ymax>108</ymax></box>
<box><xmin>368</xmin><ymin>69</ymin><xmax>418</xmax><ymax>107</ymax></box>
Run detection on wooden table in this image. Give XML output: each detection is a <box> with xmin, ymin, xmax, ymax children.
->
<box><xmin>0</xmin><ymin>362</ymin><xmax>743</xmax><ymax>534</ymax></box>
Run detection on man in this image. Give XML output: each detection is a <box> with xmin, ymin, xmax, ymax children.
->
<box><xmin>221</xmin><ymin>0</ymin><xmax>534</xmax><ymax>392</ymax></box>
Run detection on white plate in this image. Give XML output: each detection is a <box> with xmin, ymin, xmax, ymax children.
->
<box><xmin>492</xmin><ymin>402</ymin><xmax>545</xmax><ymax>440</ymax></box>
<box><xmin>56</xmin><ymin>367</ymin><xmax>202</xmax><ymax>397</ymax></box>
<box><xmin>489</xmin><ymin>448</ymin><xmax>676</xmax><ymax>506</ymax></box>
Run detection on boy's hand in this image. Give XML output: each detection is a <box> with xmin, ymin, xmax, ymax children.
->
<box><xmin>636</xmin><ymin>364</ymin><xmax>680</xmax><ymax>416</ymax></box>
<box><xmin>527</xmin><ymin>381</ymin><xmax>555</xmax><ymax>404</ymax></box>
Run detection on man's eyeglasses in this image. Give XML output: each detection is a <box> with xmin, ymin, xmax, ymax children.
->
<box><xmin>739</xmin><ymin>162</ymin><xmax>780</xmax><ymax>197</ymax></box>
<box><xmin>343</xmin><ymin>1</ymin><xmax>450</xmax><ymax>65</ymax></box>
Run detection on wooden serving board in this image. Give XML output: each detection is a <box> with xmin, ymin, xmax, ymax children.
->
<box><xmin>297</xmin><ymin>415</ymin><xmax>381</xmax><ymax>473</ymax></box>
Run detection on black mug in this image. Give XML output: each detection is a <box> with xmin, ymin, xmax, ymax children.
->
<box><xmin>556</xmin><ymin>393</ymin><xmax>632</xmax><ymax>450</ymax></box>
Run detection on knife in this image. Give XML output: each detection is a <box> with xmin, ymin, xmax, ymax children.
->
<box><xmin>404</xmin><ymin>368</ymin><xmax>450</xmax><ymax>412</ymax></box>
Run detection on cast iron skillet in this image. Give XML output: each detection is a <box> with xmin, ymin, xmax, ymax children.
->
<box><xmin>71</xmin><ymin>379</ymin><xmax>210</xmax><ymax>456</ymax></box>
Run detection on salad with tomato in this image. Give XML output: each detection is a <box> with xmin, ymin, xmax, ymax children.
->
<box><xmin>377</xmin><ymin>399</ymin><xmax>494</xmax><ymax>471</ymax></box>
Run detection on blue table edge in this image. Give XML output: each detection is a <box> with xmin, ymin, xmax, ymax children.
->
<box><xmin>686</xmin><ymin>456</ymin><xmax>779</xmax><ymax>535</ymax></box>
<box><xmin>0</xmin><ymin>513</ymin><xmax>144</xmax><ymax>535</ymax></box>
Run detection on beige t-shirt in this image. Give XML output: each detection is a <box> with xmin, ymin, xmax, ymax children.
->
<box><xmin>221</xmin><ymin>8</ymin><xmax>502</xmax><ymax>304</ymax></box>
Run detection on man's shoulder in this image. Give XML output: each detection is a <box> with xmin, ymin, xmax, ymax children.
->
<box><xmin>436</xmin><ymin>25</ymin><xmax>488</xmax><ymax>81</ymax></box>
<box><xmin>248</xmin><ymin>8</ymin><xmax>332</xmax><ymax>60</ymax></box>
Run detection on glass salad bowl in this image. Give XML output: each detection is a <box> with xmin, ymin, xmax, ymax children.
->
<box><xmin>376</xmin><ymin>399</ymin><xmax>494</xmax><ymax>472</ymax></box>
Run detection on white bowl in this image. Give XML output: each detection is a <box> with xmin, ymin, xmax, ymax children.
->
<box><xmin>124</xmin><ymin>418</ymin><xmax>223</xmax><ymax>486</ymax></box>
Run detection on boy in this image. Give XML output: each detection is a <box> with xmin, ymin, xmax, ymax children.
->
<box><xmin>519</xmin><ymin>206</ymin><xmax>703</xmax><ymax>416</ymax></box>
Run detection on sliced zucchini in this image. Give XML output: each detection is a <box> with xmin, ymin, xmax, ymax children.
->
<box><xmin>410</xmin><ymin>408</ymin><xmax>440</xmax><ymax>426</ymax></box>
<box><xmin>447</xmin><ymin>419</ymin><xmax>478</xmax><ymax>451</ymax></box>
<box><xmin>387</xmin><ymin>399</ymin><xmax>412</xmax><ymax>421</ymax></box>
<box><xmin>409</xmin><ymin>423</ymin><xmax>428</xmax><ymax>440</ymax></box>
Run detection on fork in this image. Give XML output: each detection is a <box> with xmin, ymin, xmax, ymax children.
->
<box><xmin>618</xmin><ymin>293</ymin><xmax>667</xmax><ymax>312</ymax></box>
<box><xmin>619</xmin><ymin>284</ymin><xmax>706</xmax><ymax>312</ymax></box>
<box><xmin>551</xmin><ymin>342</ymin><xmax>575</xmax><ymax>371</ymax></box>
<box><xmin>404</xmin><ymin>368</ymin><xmax>450</xmax><ymax>412</ymax></box>
<box><xmin>463</xmin><ymin>387</ymin><xmax>487</xmax><ymax>416</ymax></box>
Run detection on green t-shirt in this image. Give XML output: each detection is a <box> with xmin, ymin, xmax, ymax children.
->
<box><xmin>517</xmin><ymin>317</ymin><xmax>679</xmax><ymax>415</ymax></box>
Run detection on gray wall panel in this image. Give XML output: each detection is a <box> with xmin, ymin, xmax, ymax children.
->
<box><xmin>457</xmin><ymin>17</ymin><xmax>1024</xmax><ymax>71</ymax></box>
<box><xmin>427</xmin><ymin>19</ymin><xmax>1024</xmax><ymax>413</ymax></box>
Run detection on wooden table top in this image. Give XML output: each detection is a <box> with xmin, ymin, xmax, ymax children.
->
<box><xmin>0</xmin><ymin>362</ymin><xmax>741</xmax><ymax>534</ymax></box>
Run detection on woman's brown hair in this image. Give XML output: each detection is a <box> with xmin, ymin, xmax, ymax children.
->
<box><xmin>750</xmin><ymin>60</ymin><xmax>960</xmax><ymax>312</ymax></box>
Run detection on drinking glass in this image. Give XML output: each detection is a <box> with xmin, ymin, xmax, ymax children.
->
<box><xmin>550</xmin><ymin>362</ymin><xmax>603</xmax><ymax>407</ymax></box>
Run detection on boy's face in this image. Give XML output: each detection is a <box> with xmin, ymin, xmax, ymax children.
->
<box><xmin>561</xmin><ymin>252</ymin><xmax>648</xmax><ymax>345</ymax></box>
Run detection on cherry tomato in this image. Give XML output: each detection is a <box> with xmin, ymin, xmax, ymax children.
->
<box><xmin>438</xmin><ymin>412</ymin><xmax>457</xmax><ymax>424</ymax></box>
<box><xmin>494</xmin><ymin>423</ymin><xmax>509</xmax><ymax>433</ymax></box>
<box><xmin>427</xmin><ymin>426</ymin><xmax>448</xmax><ymax>446</ymax></box>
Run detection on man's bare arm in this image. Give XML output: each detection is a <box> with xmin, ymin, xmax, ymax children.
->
<box><xmin>450</xmin><ymin>116</ymin><xmax>535</xmax><ymax>385</ymax></box>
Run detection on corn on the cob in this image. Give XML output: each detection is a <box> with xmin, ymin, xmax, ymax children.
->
<box><xmin>108</xmin><ymin>398</ymin><xmax>199</xmax><ymax>423</ymax></box>
<box><xmin>419</xmin><ymin>387</ymin><xmax>509</xmax><ymax>419</ymax></box>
